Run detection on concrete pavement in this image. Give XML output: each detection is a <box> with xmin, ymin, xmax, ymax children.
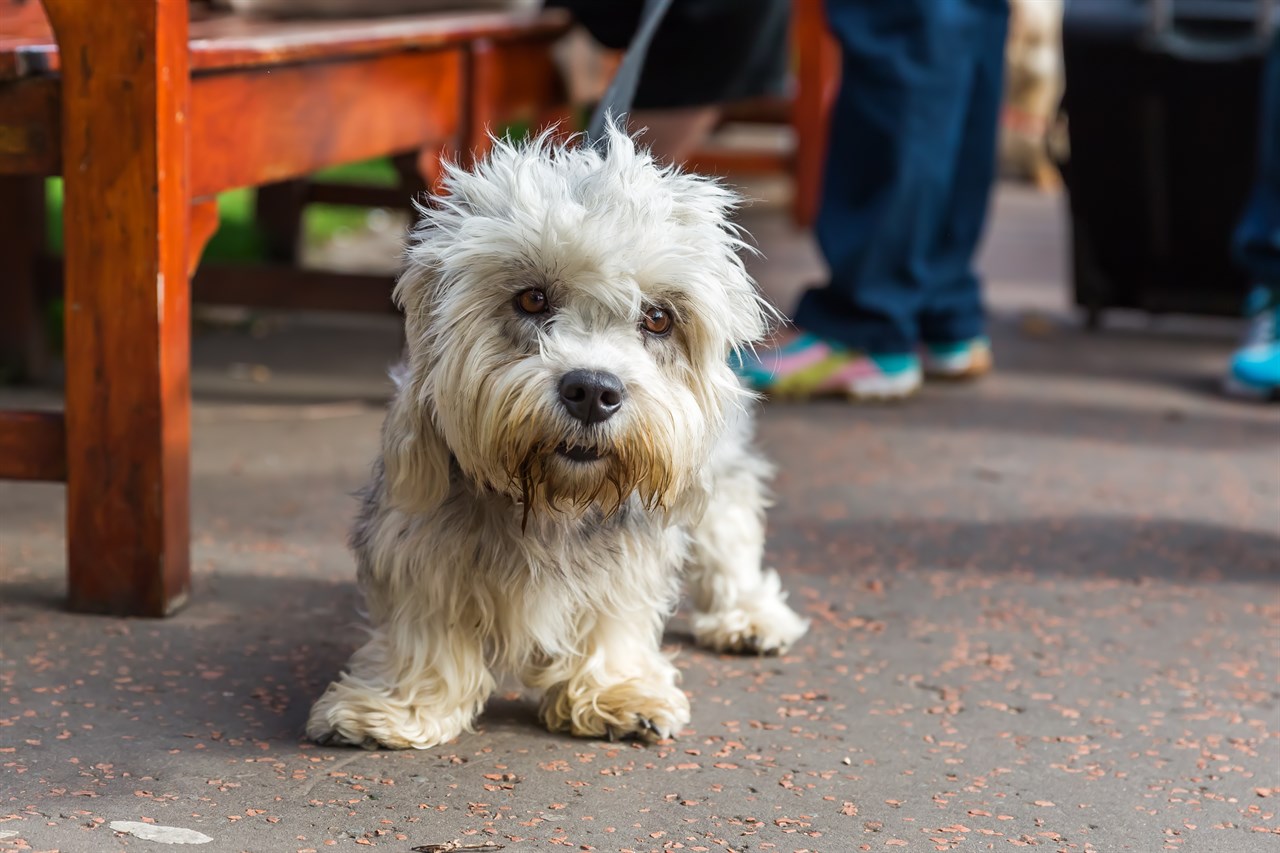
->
<box><xmin>1</xmin><ymin>185</ymin><xmax>1277</xmax><ymax>853</ymax></box>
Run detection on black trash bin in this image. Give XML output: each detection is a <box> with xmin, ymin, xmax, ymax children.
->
<box><xmin>1061</xmin><ymin>0</ymin><xmax>1276</xmax><ymax>327</ymax></box>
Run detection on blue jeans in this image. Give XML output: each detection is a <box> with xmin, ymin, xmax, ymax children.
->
<box><xmin>794</xmin><ymin>0</ymin><xmax>1010</xmax><ymax>354</ymax></box>
<box><xmin>1235</xmin><ymin>31</ymin><xmax>1280</xmax><ymax>301</ymax></box>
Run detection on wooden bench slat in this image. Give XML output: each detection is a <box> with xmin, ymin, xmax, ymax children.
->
<box><xmin>1</xmin><ymin>7</ymin><xmax>570</xmax><ymax>80</ymax></box>
<box><xmin>189</xmin><ymin>49</ymin><xmax>463</xmax><ymax>197</ymax></box>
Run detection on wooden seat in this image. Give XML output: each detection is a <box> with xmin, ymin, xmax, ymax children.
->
<box><xmin>0</xmin><ymin>0</ymin><xmax>571</xmax><ymax>616</ymax></box>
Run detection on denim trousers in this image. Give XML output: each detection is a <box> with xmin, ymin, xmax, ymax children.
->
<box><xmin>794</xmin><ymin>0</ymin><xmax>1010</xmax><ymax>353</ymax></box>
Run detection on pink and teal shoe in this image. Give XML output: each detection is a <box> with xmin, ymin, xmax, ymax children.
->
<box><xmin>736</xmin><ymin>333</ymin><xmax>922</xmax><ymax>401</ymax></box>
<box><xmin>922</xmin><ymin>337</ymin><xmax>993</xmax><ymax>380</ymax></box>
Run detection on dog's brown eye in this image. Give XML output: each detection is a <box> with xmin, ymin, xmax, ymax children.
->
<box><xmin>516</xmin><ymin>288</ymin><xmax>549</xmax><ymax>315</ymax></box>
<box><xmin>642</xmin><ymin>306</ymin><xmax>673</xmax><ymax>336</ymax></box>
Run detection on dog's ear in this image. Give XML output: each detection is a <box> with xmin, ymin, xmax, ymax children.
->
<box><xmin>381</xmin><ymin>213</ymin><xmax>458</xmax><ymax>514</ymax></box>
<box><xmin>662</xmin><ymin>172</ymin><xmax>779</xmax><ymax>349</ymax></box>
<box><xmin>381</xmin><ymin>362</ymin><xmax>452</xmax><ymax>515</ymax></box>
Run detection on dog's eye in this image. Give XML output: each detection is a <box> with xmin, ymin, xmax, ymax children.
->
<box><xmin>641</xmin><ymin>306</ymin><xmax>673</xmax><ymax>336</ymax></box>
<box><xmin>515</xmin><ymin>288</ymin><xmax>549</xmax><ymax>315</ymax></box>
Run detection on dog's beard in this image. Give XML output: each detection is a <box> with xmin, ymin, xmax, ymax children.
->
<box><xmin>450</xmin><ymin>387</ymin><xmax>681</xmax><ymax>528</ymax></box>
<box><xmin>434</xmin><ymin>344</ymin><xmax>711</xmax><ymax>531</ymax></box>
<box><xmin>502</xmin><ymin>424</ymin><xmax>676</xmax><ymax>531</ymax></box>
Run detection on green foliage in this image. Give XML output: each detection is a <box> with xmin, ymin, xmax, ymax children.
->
<box><xmin>43</xmin><ymin>157</ymin><xmax>401</xmax><ymax>262</ymax></box>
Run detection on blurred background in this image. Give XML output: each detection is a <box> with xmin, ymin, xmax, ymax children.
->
<box><xmin>1</xmin><ymin>0</ymin><xmax>1275</xmax><ymax>387</ymax></box>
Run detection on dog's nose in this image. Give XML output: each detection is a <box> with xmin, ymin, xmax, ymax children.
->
<box><xmin>558</xmin><ymin>370</ymin><xmax>625</xmax><ymax>425</ymax></box>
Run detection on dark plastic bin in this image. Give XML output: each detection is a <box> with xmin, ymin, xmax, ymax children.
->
<box><xmin>1061</xmin><ymin>0</ymin><xmax>1276</xmax><ymax>326</ymax></box>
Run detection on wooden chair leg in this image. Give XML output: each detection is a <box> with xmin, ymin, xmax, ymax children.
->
<box><xmin>463</xmin><ymin>39</ymin><xmax>497</xmax><ymax>168</ymax></box>
<box><xmin>0</xmin><ymin>176</ymin><xmax>49</xmax><ymax>382</ymax></box>
<box><xmin>790</xmin><ymin>0</ymin><xmax>839</xmax><ymax>229</ymax></box>
<box><xmin>393</xmin><ymin>150</ymin><xmax>434</xmax><ymax>201</ymax></box>
<box><xmin>255</xmin><ymin>179</ymin><xmax>308</xmax><ymax>263</ymax></box>
<box><xmin>45</xmin><ymin>0</ymin><xmax>193</xmax><ymax>616</ymax></box>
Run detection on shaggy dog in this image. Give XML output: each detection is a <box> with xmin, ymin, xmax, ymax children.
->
<box><xmin>306</xmin><ymin>125</ymin><xmax>808</xmax><ymax>750</ymax></box>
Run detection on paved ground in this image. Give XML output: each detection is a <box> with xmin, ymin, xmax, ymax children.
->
<box><xmin>1</xmin><ymin>185</ymin><xmax>1277</xmax><ymax>853</ymax></box>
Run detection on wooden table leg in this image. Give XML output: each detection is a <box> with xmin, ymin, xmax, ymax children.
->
<box><xmin>0</xmin><ymin>176</ymin><xmax>49</xmax><ymax>382</ymax></box>
<box><xmin>45</xmin><ymin>0</ymin><xmax>193</xmax><ymax>616</ymax></box>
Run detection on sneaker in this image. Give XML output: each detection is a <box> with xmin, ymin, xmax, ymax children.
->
<box><xmin>1224</xmin><ymin>286</ymin><xmax>1280</xmax><ymax>402</ymax></box>
<box><xmin>735</xmin><ymin>332</ymin><xmax>922</xmax><ymax>401</ymax></box>
<box><xmin>922</xmin><ymin>337</ymin><xmax>993</xmax><ymax>380</ymax></box>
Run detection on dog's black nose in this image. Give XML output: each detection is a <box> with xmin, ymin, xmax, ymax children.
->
<box><xmin>559</xmin><ymin>370</ymin><xmax>625</xmax><ymax>425</ymax></box>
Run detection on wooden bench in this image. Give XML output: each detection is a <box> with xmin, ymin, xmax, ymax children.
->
<box><xmin>0</xmin><ymin>0</ymin><xmax>570</xmax><ymax>616</ymax></box>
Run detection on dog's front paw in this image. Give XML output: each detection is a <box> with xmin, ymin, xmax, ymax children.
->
<box><xmin>306</xmin><ymin>683</ymin><xmax>474</xmax><ymax>751</ymax></box>
<box><xmin>693</xmin><ymin>572</ymin><xmax>809</xmax><ymax>655</ymax></box>
<box><xmin>307</xmin><ymin>720</ymin><xmax>381</xmax><ymax>751</ymax></box>
<box><xmin>542</xmin><ymin>679</ymin><xmax>691</xmax><ymax>743</ymax></box>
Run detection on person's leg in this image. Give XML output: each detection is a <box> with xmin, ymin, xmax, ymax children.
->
<box><xmin>918</xmin><ymin>0</ymin><xmax>1008</xmax><ymax>378</ymax></box>
<box><xmin>745</xmin><ymin>0</ymin><xmax>995</xmax><ymax>398</ymax></box>
<box><xmin>794</xmin><ymin>0</ymin><xmax>941</xmax><ymax>356</ymax></box>
<box><xmin>1226</xmin><ymin>31</ymin><xmax>1280</xmax><ymax>400</ymax></box>
<box><xmin>793</xmin><ymin>0</ymin><xmax>1003</xmax><ymax>350</ymax></box>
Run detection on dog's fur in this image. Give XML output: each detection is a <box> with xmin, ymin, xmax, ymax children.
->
<box><xmin>306</xmin><ymin>125</ymin><xmax>808</xmax><ymax>750</ymax></box>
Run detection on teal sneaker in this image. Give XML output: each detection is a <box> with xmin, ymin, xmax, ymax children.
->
<box><xmin>735</xmin><ymin>332</ymin><xmax>922</xmax><ymax>401</ymax></box>
<box><xmin>1224</xmin><ymin>286</ymin><xmax>1280</xmax><ymax>402</ymax></box>
<box><xmin>922</xmin><ymin>337</ymin><xmax>993</xmax><ymax>380</ymax></box>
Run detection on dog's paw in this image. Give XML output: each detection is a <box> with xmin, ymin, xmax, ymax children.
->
<box><xmin>603</xmin><ymin>709</ymin><xmax>681</xmax><ymax>744</ymax></box>
<box><xmin>693</xmin><ymin>595</ymin><xmax>809</xmax><ymax>656</ymax></box>
<box><xmin>542</xmin><ymin>679</ymin><xmax>691</xmax><ymax>744</ymax></box>
<box><xmin>307</xmin><ymin>722</ymin><xmax>382</xmax><ymax>751</ymax></box>
<box><xmin>306</xmin><ymin>684</ymin><xmax>472</xmax><ymax>751</ymax></box>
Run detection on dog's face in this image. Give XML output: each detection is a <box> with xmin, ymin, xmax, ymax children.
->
<box><xmin>384</xmin><ymin>126</ymin><xmax>772</xmax><ymax>521</ymax></box>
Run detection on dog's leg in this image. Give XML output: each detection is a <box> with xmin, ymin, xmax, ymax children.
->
<box><xmin>685</xmin><ymin>416</ymin><xmax>809</xmax><ymax>655</ymax></box>
<box><xmin>530</xmin><ymin>608</ymin><xmax>690</xmax><ymax>743</ymax></box>
<box><xmin>306</xmin><ymin>616</ymin><xmax>493</xmax><ymax>750</ymax></box>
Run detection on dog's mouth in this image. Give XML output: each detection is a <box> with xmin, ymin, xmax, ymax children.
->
<box><xmin>555</xmin><ymin>442</ymin><xmax>606</xmax><ymax>463</ymax></box>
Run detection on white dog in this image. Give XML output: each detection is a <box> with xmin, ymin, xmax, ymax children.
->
<box><xmin>306</xmin><ymin>125</ymin><xmax>808</xmax><ymax>750</ymax></box>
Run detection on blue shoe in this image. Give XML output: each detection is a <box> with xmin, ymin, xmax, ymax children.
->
<box><xmin>1224</xmin><ymin>286</ymin><xmax>1280</xmax><ymax>402</ymax></box>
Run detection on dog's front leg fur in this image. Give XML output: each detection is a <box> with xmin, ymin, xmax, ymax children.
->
<box><xmin>306</xmin><ymin>613</ymin><xmax>494</xmax><ymax>750</ymax></box>
<box><xmin>528</xmin><ymin>607</ymin><xmax>690</xmax><ymax>743</ymax></box>
<box><xmin>686</xmin><ymin>413</ymin><xmax>809</xmax><ymax>655</ymax></box>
